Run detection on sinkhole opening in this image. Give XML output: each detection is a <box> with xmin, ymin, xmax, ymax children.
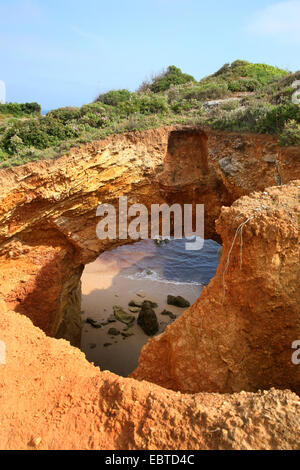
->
<box><xmin>80</xmin><ymin>238</ymin><xmax>221</xmax><ymax>377</ymax></box>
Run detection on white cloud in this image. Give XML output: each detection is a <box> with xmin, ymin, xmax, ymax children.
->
<box><xmin>246</xmin><ymin>1</ymin><xmax>300</xmax><ymax>44</ymax></box>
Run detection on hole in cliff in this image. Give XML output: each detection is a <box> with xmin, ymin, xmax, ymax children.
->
<box><xmin>80</xmin><ymin>238</ymin><xmax>221</xmax><ymax>377</ymax></box>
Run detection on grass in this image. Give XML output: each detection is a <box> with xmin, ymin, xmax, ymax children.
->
<box><xmin>0</xmin><ymin>61</ymin><xmax>299</xmax><ymax>168</ymax></box>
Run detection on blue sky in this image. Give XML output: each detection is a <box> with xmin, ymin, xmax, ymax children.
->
<box><xmin>0</xmin><ymin>0</ymin><xmax>299</xmax><ymax>110</ymax></box>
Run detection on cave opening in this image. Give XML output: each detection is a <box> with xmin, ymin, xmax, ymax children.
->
<box><xmin>80</xmin><ymin>237</ymin><xmax>221</xmax><ymax>377</ymax></box>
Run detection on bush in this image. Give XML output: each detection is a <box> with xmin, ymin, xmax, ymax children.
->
<box><xmin>279</xmin><ymin>120</ymin><xmax>300</xmax><ymax>146</ymax></box>
<box><xmin>227</xmin><ymin>78</ymin><xmax>260</xmax><ymax>92</ymax></box>
<box><xmin>79</xmin><ymin>111</ymin><xmax>111</xmax><ymax>128</ymax></box>
<box><xmin>256</xmin><ymin>103</ymin><xmax>300</xmax><ymax>134</ymax></box>
<box><xmin>137</xmin><ymin>95</ymin><xmax>169</xmax><ymax>114</ymax></box>
<box><xmin>207</xmin><ymin>101</ymin><xmax>272</xmax><ymax>132</ymax></box>
<box><xmin>0</xmin><ymin>102</ymin><xmax>41</xmax><ymax>116</ymax></box>
<box><xmin>188</xmin><ymin>82</ymin><xmax>229</xmax><ymax>100</ymax></box>
<box><xmin>95</xmin><ymin>89</ymin><xmax>132</xmax><ymax>106</ymax></box>
<box><xmin>270</xmin><ymin>86</ymin><xmax>295</xmax><ymax>105</ymax></box>
<box><xmin>47</xmin><ymin>107</ymin><xmax>80</xmax><ymax>122</ymax></box>
<box><xmin>1</xmin><ymin>116</ymin><xmax>79</xmax><ymax>153</ymax></box>
<box><xmin>140</xmin><ymin>66</ymin><xmax>196</xmax><ymax>94</ymax></box>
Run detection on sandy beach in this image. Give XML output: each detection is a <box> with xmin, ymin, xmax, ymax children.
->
<box><xmin>81</xmin><ymin>258</ymin><xmax>203</xmax><ymax>377</ymax></box>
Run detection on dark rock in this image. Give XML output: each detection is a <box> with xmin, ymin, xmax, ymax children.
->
<box><xmin>121</xmin><ymin>332</ymin><xmax>134</xmax><ymax>338</ymax></box>
<box><xmin>129</xmin><ymin>300</ymin><xmax>143</xmax><ymax>308</ymax></box>
<box><xmin>161</xmin><ymin>310</ymin><xmax>177</xmax><ymax>320</ymax></box>
<box><xmin>107</xmin><ymin>315</ymin><xmax>117</xmax><ymax>323</ymax></box>
<box><xmin>218</xmin><ymin>157</ymin><xmax>237</xmax><ymax>176</ymax></box>
<box><xmin>129</xmin><ymin>299</ymin><xmax>157</xmax><ymax>309</ymax></box>
<box><xmin>104</xmin><ymin>343</ymin><xmax>112</xmax><ymax>348</ymax></box>
<box><xmin>86</xmin><ymin>318</ymin><xmax>102</xmax><ymax>328</ymax></box>
<box><xmin>145</xmin><ymin>300</ymin><xmax>158</xmax><ymax>309</ymax></box>
<box><xmin>108</xmin><ymin>328</ymin><xmax>120</xmax><ymax>336</ymax></box>
<box><xmin>167</xmin><ymin>295</ymin><xmax>190</xmax><ymax>308</ymax></box>
<box><xmin>113</xmin><ymin>306</ymin><xmax>135</xmax><ymax>325</ymax></box>
<box><xmin>89</xmin><ymin>343</ymin><xmax>97</xmax><ymax>349</ymax></box>
<box><xmin>128</xmin><ymin>306</ymin><xmax>141</xmax><ymax>313</ymax></box>
<box><xmin>138</xmin><ymin>301</ymin><xmax>159</xmax><ymax>336</ymax></box>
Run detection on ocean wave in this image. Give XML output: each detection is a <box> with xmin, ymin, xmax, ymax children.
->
<box><xmin>121</xmin><ymin>269</ymin><xmax>203</xmax><ymax>287</ymax></box>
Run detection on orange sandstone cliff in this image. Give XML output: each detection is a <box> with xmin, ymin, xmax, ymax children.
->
<box><xmin>0</xmin><ymin>126</ymin><xmax>299</xmax><ymax>450</ymax></box>
<box><xmin>132</xmin><ymin>181</ymin><xmax>300</xmax><ymax>395</ymax></box>
<box><xmin>0</xmin><ymin>126</ymin><xmax>299</xmax><ymax>346</ymax></box>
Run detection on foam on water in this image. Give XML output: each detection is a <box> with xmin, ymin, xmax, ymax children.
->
<box><xmin>92</xmin><ymin>238</ymin><xmax>220</xmax><ymax>286</ymax></box>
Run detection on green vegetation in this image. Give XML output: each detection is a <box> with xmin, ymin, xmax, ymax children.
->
<box><xmin>138</xmin><ymin>65</ymin><xmax>196</xmax><ymax>93</ymax></box>
<box><xmin>0</xmin><ymin>61</ymin><xmax>299</xmax><ymax>168</ymax></box>
<box><xmin>0</xmin><ymin>102</ymin><xmax>41</xmax><ymax>117</ymax></box>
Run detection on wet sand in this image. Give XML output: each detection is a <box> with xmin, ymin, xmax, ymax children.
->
<box><xmin>81</xmin><ymin>265</ymin><xmax>202</xmax><ymax>377</ymax></box>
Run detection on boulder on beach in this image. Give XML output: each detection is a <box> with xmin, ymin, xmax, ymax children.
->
<box><xmin>86</xmin><ymin>318</ymin><xmax>102</xmax><ymax>328</ymax></box>
<box><xmin>113</xmin><ymin>306</ymin><xmax>135</xmax><ymax>325</ymax></box>
<box><xmin>129</xmin><ymin>300</ymin><xmax>143</xmax><ymax>308</ymax></box>
<box><xmin>167</xmin><ymin>295</ymin><xmax>190</xmax><ymax>308</ymax></box>
<box><xmin>108</xmin><ymin>327</ymin><xmax>120</xmax><ymax>336</ymax></box>
<box><xmin>129</xmin><ymin>299</ymin><xmax>157</xmax><ymax>309</ymax></box>
<box><xmin>137</xmin><ymin>301</ymin><xmax>159</xmax><ymax>336</ymax></box>
<box><xmin>107</xmin><ymin>315</ymin><xmax>117</xmax><ymax>323</ymax></box>
<box><xmin>128</xmin><ymin>306</ymin><xmax>141</xmax><ymax>313</ymax></box>
<box><xmin>146</xmin><ymin>300</ymin><xmax>158</xmax><ymax>309</ymax></box>
<box><xmin>121</xmin><ymin>332</ymin><xmax>134</xmax><ymax>338</ymax></box>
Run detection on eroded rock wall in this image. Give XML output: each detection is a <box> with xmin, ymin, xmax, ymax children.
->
<box><xmin>132</xmin><ymin>181</ymin><xmax>300</xmax><ymax>395</ymax></box>
<box><xmin>0</xmin><ymin>301</ymin><xmax>299</xmax><ymax>450</ymax></box>
<box><xmin>0</xmin><ymin>126</ymin><xmax>299</xmax><ymax>345</ymax></box>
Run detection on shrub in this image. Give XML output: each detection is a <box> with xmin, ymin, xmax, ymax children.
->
<box><xmin>270</xmin><ymin>86</ymin><xmax>295</xmax><ymax>105</ymax></box>
<box><xmin>1</xmin><ymin>116</ymin><xmax>79</xmax><ymax>153</ymax></box>
<box><xmin>141</xmin><ymin>66</ymin><xmax>196</xmax><ymax>93</ymax></box>
<box><xmin>227</xmin><ymin>78</ymin><xmax>260</xmax><ymax>92</ymax></box>
<box><xmin>137</xmin><ymin>95</ymin><xmax>169</xmax><ymax>114</ymax></box>
<box><xmin>171</xmin><ymin>100</ymin><xmax>194</xmax><ymax>114</ymax></box>
<box><xmin>79</xmin><ymin>111</ymin><xmax>111</xmax><ymax>128</ymax></box>
<box><xmin>207</xmin><ymin>61</ymin><xmax>288</xmax><ymax>90</ymax></box>
<box><xmin>0</xmin><ymin>102</ymin><xmax>41</xmax><ymax>116</ymax></box>
<box><xmin>188</xmin><ymin>82</ymin><xmax>229</xmax><ymax>100</ymax></box>
<box><xmin>256</xmin><ymin>103</ymin><xmax>300</xmax><ymax>134</ymax></box>
<box><xmin>95</xmin><ymin>89</ymin><xmax>132</xmax><ymax>106</ymax></box>
<box><xmin>112</xmin><ymin>94</ymin><xmax>169</xmax><ymax>117</ymax></box>
<box><xmin>279</xmin><ymin>120</ymin><xmax>300</xmax><ymax>146</ymax></box>
<box><xmin>47</xmin><ymin>107</ymin><xmax>80</xmax><ymax>122</ymax></box>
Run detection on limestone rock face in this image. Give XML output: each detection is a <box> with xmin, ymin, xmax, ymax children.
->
<box><xmin>132</xmin><ymin>181</ymin><xmax>300</xmax><ymax>395</ymax></box>
<box><xmin>0</xmin><ymin>126</ymin><xmax>299</xmax><ymax>346</ymax></box>
<box><xmin>0</xmin><ymin>301</ymin><xmax>299</xmax><ymax>450</ymax></box>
